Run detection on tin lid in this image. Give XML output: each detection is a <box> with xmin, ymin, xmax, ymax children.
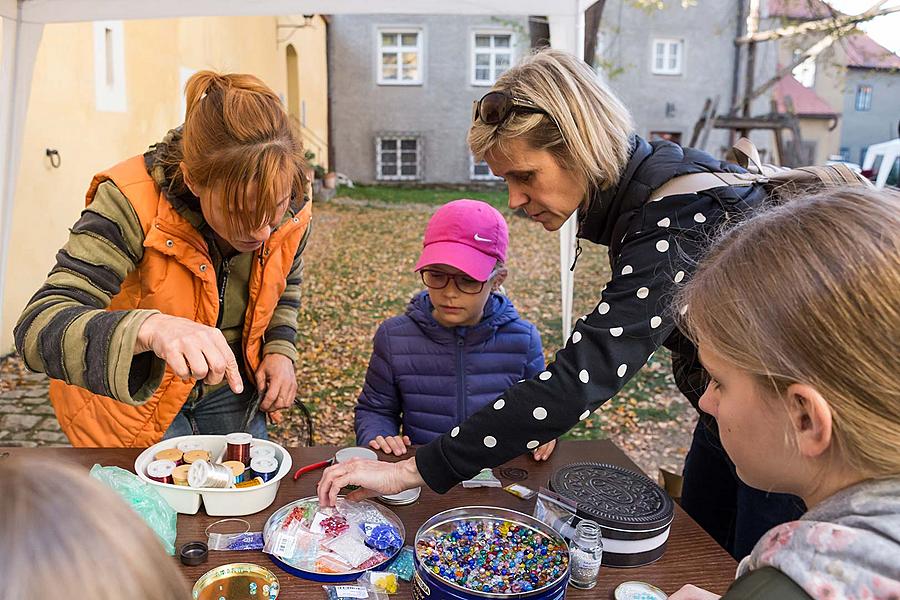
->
<box><xmin>379</xmin><ymin>487</ymin><xmax>421</xmax><ymax>505</ymax></box>
<box><xmin>549</xmin><ymin>463</ymin><xmax>674</xmax><ymax>532</ymax></box>
<box><xmin>614</xmin><ymin>581</ymin><xmax>668</xmax><ymax>600</ymax></box>
<box><xmin>225</xmin><ymin>432</ymin><xmax>253</xmax><ymax>445</ymax></box>
<box><xmin>180</xmin><ymin>541</ymin><xmax>209</xmax><ymax>566</ymax></box>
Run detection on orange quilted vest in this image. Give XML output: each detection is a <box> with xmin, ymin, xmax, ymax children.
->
<box><xmin>49</xmin><ymin>156</ymin><xmax>311</xmax><ymax>447</ymax></box>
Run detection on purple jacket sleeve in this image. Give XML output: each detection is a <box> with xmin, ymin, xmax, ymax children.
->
<box><xmin>354</xmin><ymin>323</ymin><xmax>402</xmax><ymax>445</ymax></box>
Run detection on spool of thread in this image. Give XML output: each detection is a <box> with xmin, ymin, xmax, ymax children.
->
<box><xmin>183</xmin><ymin>449</ymin><xmax>211</xmax><ymax>465</ymax></box>
<box><xmin>250</xmin><ymin>456</ymin><xmax>278</xmax><ymax>482</ymax></box>
<box><xmin>154</xmin><ymin>448</ymin><xmax>184</xmax><ymax>466</ymax></box>
<box><xmin>176</xmin><ymin>439</ymin><xmax>206</xmax><ymax>454</ymax></box>
<box><xmin>188</xmin><ymin>460</ymin><xmax>233</xmax><ymax>489</ymax></box>
<box><xmin>222</xmin><ymin>460</ymin><xmax>247</xmax><ymax>484</ymax></box>
<box><xmin>172</xmin><ymin>464</ymin><xmax>191</xmax><ymax>486</ymax></box>
<box><xmin>249</xmin><ymin>445</ymin><xmax>276</xmax><ymax>461</ymax></box>
<box><xmin>234</xmin><ymin>476</ymin><xmax>264</xmax><ymax>489</ymax></box>
<box><xmin>225</xmin><ymin>432</ymin><xmax>252</xmax><ymax>466</ymax></box>
<box><xmin>146</xmin><ymin>459</ymin><xmax>177</xmax><ymax>484</ymax></box>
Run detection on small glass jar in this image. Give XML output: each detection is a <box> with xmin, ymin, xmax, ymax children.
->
<box><xmin>568</xmin><ymin>519</ymin><xmax>603</xmax><ymax>589</ymax></box>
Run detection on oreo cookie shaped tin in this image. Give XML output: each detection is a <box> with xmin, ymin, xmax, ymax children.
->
<box><xmin>549</xmin><ymin>463</ymin><xmax>674</xmax><ymax>568</ymax></box>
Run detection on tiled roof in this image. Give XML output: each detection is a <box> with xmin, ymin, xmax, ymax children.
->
<box><xmin>774</xmin><ymin>74</ymin><xmax>838</xmax><ymax>116</ymax></box>
<box><xmin>767</xmin><ymin>0</ymin><xmax>838</xmax><ymax>20</ymax></box>
<box><xmin>842</xmin><ymin>32</ymin><xmax>900</xmax><ymax>69</ymax></box>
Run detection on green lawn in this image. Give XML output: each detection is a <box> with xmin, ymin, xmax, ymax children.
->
<box><xmin>336</xmin><ymin>184</ymin><xmax>509</xmax><ymax>209</ymax></box>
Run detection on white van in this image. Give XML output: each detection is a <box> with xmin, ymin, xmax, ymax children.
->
<box><xmin>862</xmin><ymin>139</ymin><xmax>900</xmax><ymax>189</ymax></box>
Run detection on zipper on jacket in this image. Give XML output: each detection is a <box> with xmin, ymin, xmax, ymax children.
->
<box><xmin>456</xmin><ymin>334</ymin><xmax>466</xmax><ymax>422</ymax></box>
<box><xmin>215</xmin><ymin>257</ymin><xmax>232</xmax><ymax>328</ymax></box>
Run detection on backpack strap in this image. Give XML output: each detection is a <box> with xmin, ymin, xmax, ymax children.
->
<box><xmin>649</xmin><ymin>171</ymin><xmax>758</xmax><ymax>201</ymax></box>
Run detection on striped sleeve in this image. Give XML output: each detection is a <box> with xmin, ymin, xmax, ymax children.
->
<box><xmin>262</xmin><ymin>223</ymin><xmax>311</xmax><ymax>362</ymax></box>
<box><xmin>13</xmin><ymin>181</ymin><xmax>165</xmax><ymax>405</ymax></box>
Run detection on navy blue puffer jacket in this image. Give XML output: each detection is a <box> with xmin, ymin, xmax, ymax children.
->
<box><xmin>354</xmin><ymin>290</ymin><xmax>544</xmax><ymax>445</ymax></box>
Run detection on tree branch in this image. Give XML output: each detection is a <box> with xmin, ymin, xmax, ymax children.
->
<box><xmin>736</xmin><ymin>1</ymin><xmax>898</xmax><ymax>44</ymax></box>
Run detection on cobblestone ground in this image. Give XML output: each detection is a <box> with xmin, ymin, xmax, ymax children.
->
<box><xmin>0</xmin><ymin>357</ymin><xmax>66</xmax><ymax>447</ymax></box>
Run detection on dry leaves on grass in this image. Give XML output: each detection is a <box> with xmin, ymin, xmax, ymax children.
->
<box><xmin>271</xmin><ymin>198</ymin><xmax>696</xmax><ymax>477</ymax></box>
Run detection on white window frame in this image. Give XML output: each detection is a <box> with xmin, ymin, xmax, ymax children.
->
<box><xmin>93</xmin><ymin>21</ymin><xmax>127</xmax><ymax>112</ymax></box>
<box><xmin>471</xmin><ymin>30</ymin><xmax>515</xmax><ymax>86</ymax></box>
<box><xmin>376</xmin><ymin>28</ymin><xmax>424</xmax><ymax>86</ymax></box>
<box><xmin>376</xmin><ymin>135</ymin><xmax>421</xmax><ymax>181</ymax></box>
<box><xmin>470</xmin><ymin>154</ymin><xmax>502</xmax><ymax>181</ymax></box>
<box><xmin>855</xmin><ymin>84</ymin><xmax>873</xmax><ymax>111</ymax></box>
<box><xmin>651</xmin><ymin>38</ymin><xmax>684</xmax><ymax>76</ymax></box>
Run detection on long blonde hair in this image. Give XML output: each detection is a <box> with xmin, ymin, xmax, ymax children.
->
<box><xmin>677</xmin><ymin>186</ymin><xmax>900</xmax><ymax>477</ymax></box>
<box><xmin>170</xmin><ymin>70</ymin><xmax>308</xmax><ymax>238</ymax></box>
<box><xmin>0</xmin><ymin>456</ymin><xmax>191</xmax><ymax>599</ymax></box>
<box><xmin>467</xmin><ymin>48</ymin><xmax>634</xmax><ymax>193</ymax></box>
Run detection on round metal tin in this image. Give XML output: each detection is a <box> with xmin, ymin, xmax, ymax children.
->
<box><xmin>413</xmin><ymin>506</ymin><xmax>570</xmax><ymax>599</ymax></box>
<box><xmin>180</xmin><ymin>541</ymin><xmax>209</xmax><ymax>566</ymax></box>
<box><xmin>379</xmin><ymin>486</ymin><xmax>421</xmax><ymax>505</ymax></box>
<box><xmin>262</xmin><ymin>496</ymin><xmax>405</xmax><ymax>583</ymax></box>
<box><xmin>192</xmin><ymin>563</ymin><xmax>279</xmax><ymax>600</ymax></box>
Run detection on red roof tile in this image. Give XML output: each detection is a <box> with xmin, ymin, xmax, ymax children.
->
<box><xmin>767</xmin><ymin>0</ymin><xmax>838</xmax><ymax>20</ymax></box>
<box><xmin>842</xmin><ymin>32</ymin><xmax>900</xmax><ymax>69</ymax></box>
<box><xmin>774</xmin><ymin>74</ymin><xmax>838</xmax><ymax>116</ymax></box>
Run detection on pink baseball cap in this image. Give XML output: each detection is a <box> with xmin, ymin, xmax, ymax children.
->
<box><xmin>414</xmin><ymin>199</ymin><xmax>508</xmax><ymax>281</ymax></box>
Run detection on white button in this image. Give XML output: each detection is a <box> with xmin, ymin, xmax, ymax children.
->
<box><xmin>165</xmin><ymin>240</ymin><xmax>174</xmax><ymax>247</ymax></box>
<box><xmin>199</xmin><ymin>264</ymin><xmax>207</xmax><ymax>272</ymax></box>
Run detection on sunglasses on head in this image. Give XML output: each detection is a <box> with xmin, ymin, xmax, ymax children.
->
<box><xmin>472</xmin><ymin>91</ymin><xmax>548</xmax><ymax>126</ymax></box>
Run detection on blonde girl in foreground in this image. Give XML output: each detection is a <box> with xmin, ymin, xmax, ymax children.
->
<box><xmin>670</xmin><ymin>186</ymin><xmax>900</xmax><ymax>599</ymax></box>
<box><xmin>0</xmin><ymin>456</ymin><xmax>190</xmax><ymax>599</ymax></box>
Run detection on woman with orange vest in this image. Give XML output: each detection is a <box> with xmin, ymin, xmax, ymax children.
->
<box><xmin>14</xmin><ymin>71</ymin><xmax>312</xmax><ymax>447</ymax></box>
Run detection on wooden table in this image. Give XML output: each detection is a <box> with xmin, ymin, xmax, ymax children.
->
<box><xmin>2</xmin><ymin>440</ymin><xmax>736</xmax><ymax>599</ymax></box>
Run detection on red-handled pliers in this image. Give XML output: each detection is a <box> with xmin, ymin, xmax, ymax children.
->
<box><xmin>292</xmin><ymin>457</ymin><xmax>334</xmax><ymax>480</ymax></box>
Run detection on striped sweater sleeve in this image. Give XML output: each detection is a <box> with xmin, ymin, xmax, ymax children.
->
<box><xmin>14</xmin><ymin>181</ymin><xmax>165</xmax><ymax>405</ymax></box>
<box><xmin>261</xmin><ymin>222</ymin><xmax>311</xmax><ymax>362</ymax></box>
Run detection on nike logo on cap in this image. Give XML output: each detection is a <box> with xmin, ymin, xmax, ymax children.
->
<box><xmin>474</xmin><ymin>234</ymin><xmax>493</xmax><ymax>243</ymax></box>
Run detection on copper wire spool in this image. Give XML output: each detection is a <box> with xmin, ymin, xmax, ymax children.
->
<box><xmin>225</xmin><ymin>432</ymin><xmax>252</xmax><ymax>466</ymax></box>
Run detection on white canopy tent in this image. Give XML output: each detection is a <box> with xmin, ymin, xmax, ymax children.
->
<box><xmin>0</xmin><ymin>0</ymin><xmax>585</xmax><ymax>344</ymax></box>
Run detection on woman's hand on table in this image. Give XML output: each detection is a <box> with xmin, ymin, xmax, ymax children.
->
<box><xmin>369</xmin><ymin>435</ymin><xmax>412</xmax><ymax>456</ymax></box>
<box><xmin>135</xmin><ymin>313</ymin><xmax>243</xmax><ymax>393</ymax></box>
<box><xmin>317</xmin><ymin>456</ymin><xmax>425</xmax><ymax>507</ymax></box>
<box><xmin>531</xmin><ymin>439</ymin><xmax>557</xmax><ymax>461</ymax></box>
<box><xmin>668</xmin><ymin>585</ymin><xmax>721</xmax><ymax>600</ymax></box>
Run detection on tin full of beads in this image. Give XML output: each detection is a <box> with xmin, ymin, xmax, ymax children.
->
<box><xmin>414</xmin><ymin>506</ymin><xmax>569</xmax><ymax>599</ymax></box>
<box><xmin>188</xmin><ymin>460</ymin><xmax>234</xmax><ymax>489</ymax></box>
<box><xmin>251</xmin><ymin>456</ymin><xmax>279</xmax><ymax>482</ymax></box>
<box><xmin>147</xmin><ymin>459</ymin><xmax>177</xmax><ymax>484</ymax></box>
<box><xmin>225</xmin><ymin>432</ymin><xmax>253</xmax><ymax>466</ymax></box>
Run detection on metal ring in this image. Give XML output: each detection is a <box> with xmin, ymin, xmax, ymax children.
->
<box><xmin>204</xmin><ymin>517</ymin><xmax>250</xmax><ymax>538</ymax></box>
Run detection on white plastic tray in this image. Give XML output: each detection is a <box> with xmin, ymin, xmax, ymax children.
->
<box><xmin>134</xmin><ymin>434</ymin><xmax>293</xmax><ymax>516</ymax></box>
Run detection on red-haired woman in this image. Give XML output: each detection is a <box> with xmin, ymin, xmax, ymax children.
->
<box><xmin>15</xmin><ymin>71</ymin><xmax>312</xmax><ymax>447</ymax></box>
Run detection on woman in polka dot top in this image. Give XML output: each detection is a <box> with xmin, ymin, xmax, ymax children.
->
<box><xmin>319</xmin><ymin>48</ymin><xmax>804</xmax><ymax>559</ymax></box>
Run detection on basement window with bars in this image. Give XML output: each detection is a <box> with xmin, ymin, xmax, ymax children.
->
<box><xmin>376</xmin><ymin>136</ymin><xmax>420</xmax><ymax>181</ymax></box>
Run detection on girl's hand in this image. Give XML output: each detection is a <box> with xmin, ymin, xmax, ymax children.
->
<box><xmin>369</xmin><ymin>435</ymin><xmax>412</xmax><ymax>456</ymax></box>
<box><xmin>255</xmin><ymin>354</ymin><xmax>297</xmax><ymax>412</ymax></box>
<box><xmin>532</xmin><ymin>439</ymin><xmax>557</xmax><ymax>461</ymax></box>
<box><xmin>135</xmin><ymin>313</ymin><xmax>243</xmax><ymax>393</ymax></box>
<box><xmin>668</xmin><ymin>585</ymin><xmax>720</xmax><ymax>600</ymax></box>
<box><xmin>317</xmin><ymin>456</ymin><xmax>426</xmax><ymax>507</ymax></box>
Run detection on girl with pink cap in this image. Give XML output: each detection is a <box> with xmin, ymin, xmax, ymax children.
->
<box><xmin>353</xmin><ymin>199</ymin><xmax>553</xmax><ymax>459</ymax></box>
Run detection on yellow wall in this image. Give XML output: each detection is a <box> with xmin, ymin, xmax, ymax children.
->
<box><xmin>1</xmin><ymin>15</ymin><xmax>329</xmax><ymax>352</ymax></box>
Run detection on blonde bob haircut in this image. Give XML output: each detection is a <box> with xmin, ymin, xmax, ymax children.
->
<box><xmin>0</xmin><ymin>456</ymin><xmax>191</xmax><ymax>599</ymax></box>
<box><xmin>468</xmin><ymin>48</ymin><xmax>634</xmax><ymax>193</ymax></box>
<box><xmin>677</xmin><ymin>186</ymin><xmax>900</xmax><ymax>478</ymax></box>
